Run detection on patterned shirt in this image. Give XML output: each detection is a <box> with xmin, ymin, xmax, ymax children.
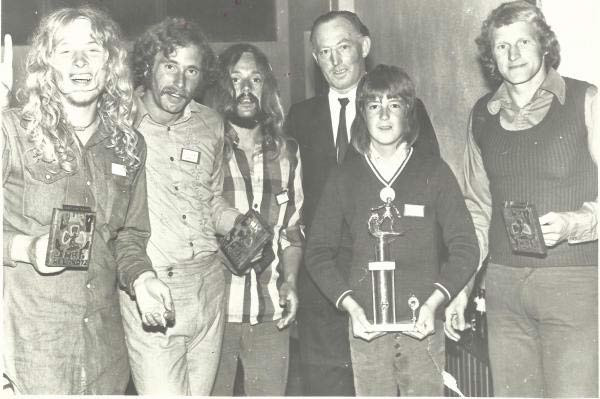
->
<box><xmin>133</xmin><ymin>92</ymin><xmax>239</xmax><ymax>267</ymax></box>
<box><xmin>222</xmin><ymin>125</ymin><xmax>304</xmax><ymax>324</ymax></box>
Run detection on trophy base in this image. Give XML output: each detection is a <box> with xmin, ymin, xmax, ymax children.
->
<box><xmin>370</xmin><ymin>321</ymin><xmax>415</xmax><ymax>332</ymax></box>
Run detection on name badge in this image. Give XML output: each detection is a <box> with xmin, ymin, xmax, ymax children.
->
<box><xmin>180</xmin><ymin>148</ymin><xmax>200</xmax><ymax>164</ymax></box>
<box><xmin>404</xmin><ymin>204</ymin><xmax>424</xmax><ymax>217</ymax></box>
<box><xmin>111</xmin><ymin>163</ymin><xmax>127</xmax><ymax>177</ymax></box>
<box><xmin>275</xmin><ymin>189</ymin><xmax>289</xmax><ymax>205</ymax></box>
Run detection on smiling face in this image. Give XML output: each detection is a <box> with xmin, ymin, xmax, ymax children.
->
<box><xmin>50</xmin><ymin>18</ymin><xmax>109</xmax><ymax>108</ymax></box>
<box><xmin>364</xmin><ymin>94</ymin><xmax>409</xmax><ymax>152</ymax></box>
<box><xmin>312</xmin><ymin>17</ymin><xmax>371</xmax><ymax>93</ymax></box>
<box><xmin>492</xmin><ymin>21</ymin><xmax>546</xmax><ymax>89</ymax></box>
<box><xmin>230</xmin><ymin>52</ymin><xmax>264</xmax><ymax>119</ymax></box>
<box><xmin>142</xmin><ymin>45</ymin><xmax>203</xmax><ymax>124</ymax></box>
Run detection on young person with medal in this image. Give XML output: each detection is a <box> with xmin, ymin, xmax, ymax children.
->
<box><xmin>305</xmin><ymin>64</ymin><xmax>479</xmax><ymax>396</ymax></box>
<box><xmin>285</xmin><ymin>11</ymin><xmax>440</xmax><ymax>395</ymax></box>
<box><xmin>1</xmin><ymin>8</ymin><xmax>173</xmax><ymax>394</ymax></box>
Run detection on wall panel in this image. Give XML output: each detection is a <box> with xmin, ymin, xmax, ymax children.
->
<box><xmin>355</xmin><ymin>0</ymin><xmax>504</xmax><ymax>177</ymax></box>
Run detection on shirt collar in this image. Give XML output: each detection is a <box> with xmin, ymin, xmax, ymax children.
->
<box><xmin>368</xmin><ymin>141</ymin><xmax>411</xmax><ymax>163</ymax></box>
<box><xmin>328</xmin><ymin>85</ymin><xmax>358</xmax><ymax>105</ymax></box>
<box><xmin>133</xmin><ymin>86</ymin><xmax>198</xmax><ymax>128</ymax></box>
<box><xmin>487</xmin><ymin>68</ymin><xmax>566</xmax><ymax>114</ymax></box>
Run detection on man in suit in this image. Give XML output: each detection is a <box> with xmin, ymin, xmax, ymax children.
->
<box><xmin>285</xmin><ymin>10</ymin><xmax>440</xmax><ymax>396</ymax></box>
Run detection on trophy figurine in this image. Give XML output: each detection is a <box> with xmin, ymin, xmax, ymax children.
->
<box><xmin>367</xmin><ymin>195</ymin><xmax>417</xmax><ymax>332</ymax></box>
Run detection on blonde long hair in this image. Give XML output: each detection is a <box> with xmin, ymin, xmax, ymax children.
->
<box><xmin>19</xmin><ymin>6</ymin><xmax>141</xmax><ymax>172</ymax></box>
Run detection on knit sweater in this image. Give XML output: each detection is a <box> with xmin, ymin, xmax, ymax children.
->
<box><xmin>305</xmin><ymin>150</ymin><xmax>479</xmax><ymax>322</ymax></box>
<box><xmin>472</xmin><ymin>77</ymin><xmax>597</xmax><ymax>267</ymax></box>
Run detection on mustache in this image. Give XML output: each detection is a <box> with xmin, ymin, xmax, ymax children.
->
<box><xmin>236</xmin><ymin>92</ymin><xmax>260</xmax><ymax>105</ymax></box>
<box><xmin>161</xmin><ymin>87</ymin><xmax>188</xmax><ymax>98</ymax></box>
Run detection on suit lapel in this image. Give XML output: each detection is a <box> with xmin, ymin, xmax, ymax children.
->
<box><xmin>314</xmin><ymin>95</ymin><xmax>336</xmax><ymax>156</ymax></box>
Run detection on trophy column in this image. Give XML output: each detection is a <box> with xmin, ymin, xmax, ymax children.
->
<box><xmin>368</xmin><ymin>198</ymin><xmax>415</xmax><ymax>332</ymax></box>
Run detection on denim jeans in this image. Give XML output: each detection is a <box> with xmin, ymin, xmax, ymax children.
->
<box><xmin>349</xmin><ymin>321</ymin><xmax>445</xmax><ymax>396</ymax></box>
<box><xmin>486</xmin><ymin>263</ymin><xmax>598</xmax><ymax>397</ymax></box>
<box><xmin>211</xmin><ymin>320</ymin><xmax>290</xmax><ymax>396</ymax></box>
<box><xmin>119</xmin><ymin>255</ymin><xmax>225</xmax><ymax>395</ymax></box>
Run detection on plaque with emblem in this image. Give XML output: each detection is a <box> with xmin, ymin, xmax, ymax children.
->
<box><xmin>219</xmin><ymin>209</ymin><xmax>274</xmax><ymax>276</ymax></box>
<box><xmin>46</xmin><ymin>205</ymin><xmax>96</xmax><ymax>268</ymax></box>
<box><xmin>502</xmin><ymin>201</ymin><xmax>547</xmax><ymax>256</ymax></box>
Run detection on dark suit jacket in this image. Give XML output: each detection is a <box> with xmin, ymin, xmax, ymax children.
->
<box><xmin>287</xmin><ymin>95</ymin><xmax>440</xmax><ymax>229</ymax></box>
<box><xmin>285</xmin><ymin>94</ymin><xmax>440</xmax><ymax>367</ymax></box>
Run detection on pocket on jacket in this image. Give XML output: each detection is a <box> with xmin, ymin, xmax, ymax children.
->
<box><xmin>22</xmin><ymin>158</ymin><xmax>70</xmax><ymax>225</ymax></box>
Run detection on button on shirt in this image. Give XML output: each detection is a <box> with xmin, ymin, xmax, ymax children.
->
<box><xmin>2</xmin><ymin>108</ymin><xmax>152</xmax><ymax>394</ymax></box>
<box><xmin>329</xmin><ymin>86</ymin><xmax>357</xmax><ymax>145</ymax></box>
<box><xmin>222</xmin><ymin>126</ymin><xmax>305</xmax><ymax>324</ymax></box>
<box><xmin>134</xmin><ymin>93</ymin><xmax>239</xmax><ymax>267</ymax></box>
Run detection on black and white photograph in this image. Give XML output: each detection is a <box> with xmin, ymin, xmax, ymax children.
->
<box><xmin>1</xmin><ymin>0</ymin><xmax>598</xmax><ymax>396</ymax></box>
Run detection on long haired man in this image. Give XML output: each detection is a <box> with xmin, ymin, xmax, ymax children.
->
<box><xmin>205</xmin><ymin>43</ymin><xmax>304</xmax><ymax>396</ymax></box>
<box><xmin>1</xmin><ymin>7</ymin><xmax>172</xmax><ymax>394</ymax></box>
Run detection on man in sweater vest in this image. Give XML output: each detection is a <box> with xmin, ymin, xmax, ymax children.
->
<box><xmin>445</xmin><ymin>1</ymin><xmax>598</xmax><ymax>397</ymax></box>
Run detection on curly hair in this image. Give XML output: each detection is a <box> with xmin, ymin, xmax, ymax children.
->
<box><xmin>351</xmin><ymin>64</ymin><xmax>418</xmax><ymax>155</ymax></box>
<box><xmin>131</xmin><ymin>17</ymin><xmax>216</xmax><ymax>96</ymax></box>
<box><xmin>204</xmin><ymin>43</ymin><xmax>291</xmax><ymax>161</ymax></box>
<box><xmin>476</xmin><ymin>0</ymin><xmax>561</xmax><ymax>84</ymax></box>
<box><xmin>19</xmin><ymin>6</ymin><xmax>140</xmax><ymax>172</ymax></box>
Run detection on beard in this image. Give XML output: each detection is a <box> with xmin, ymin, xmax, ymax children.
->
<box><xmin>227</xmin><ymin>92</ymin><xmax>267</xmax><ymax>129</ymax></box>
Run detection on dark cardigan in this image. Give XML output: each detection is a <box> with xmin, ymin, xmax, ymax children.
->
<box><xmin>305</xmin><ymin>150</ymin><xmax>479</xmax><ymax>321</ymax></box>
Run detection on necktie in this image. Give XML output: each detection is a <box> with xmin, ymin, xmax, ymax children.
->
<box><xmin>336</xmin><ymin>97</ymin><xmax>350</xmax><ymax>164</ymax></box>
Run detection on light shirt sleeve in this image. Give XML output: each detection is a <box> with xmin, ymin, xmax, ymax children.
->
<box><xmin>566</xmin><ymin>85</ymin><xmax>599</xmax><ymax>243</ymax></box>
<box><xmin>463</xmin><ymin>110</ymin><xmax>492</xmax><ymax>270</ymax></box>
<box><xmin>279</xmin><ymin>145</ymin><xmax>305</xmax><ymax>250</ymax></box>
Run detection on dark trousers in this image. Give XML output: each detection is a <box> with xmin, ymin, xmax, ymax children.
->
<box><xmin>296</xmin><ymin>268</ymin><xmax>355</xmax><ymax>396</ymax></box>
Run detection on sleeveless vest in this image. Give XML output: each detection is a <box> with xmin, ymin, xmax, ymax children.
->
<box><xmin>472</xmin><ymin>77</ymin><xmax>597</xmax><ymax>267</ymax></box>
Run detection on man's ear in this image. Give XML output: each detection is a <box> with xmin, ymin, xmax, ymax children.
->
<box><xmin>361</xmin><ymin>36</ymin><xmax>372</xmax><ymax>58</ymax></box>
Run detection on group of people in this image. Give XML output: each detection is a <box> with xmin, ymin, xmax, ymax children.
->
<box><xmin>1</xmin><ymin>0</ymin><xmax>597</xmax><ymax>397</ymax></box>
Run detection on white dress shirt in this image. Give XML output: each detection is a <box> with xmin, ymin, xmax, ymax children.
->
<box><xmin>328</xmin><ymin>86</ymin><xmax>358</xmax><ymax>145</ymax></box>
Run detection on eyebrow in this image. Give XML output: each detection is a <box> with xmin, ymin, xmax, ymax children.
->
<box><xmin>318</xmin><ymin>37</ymin><xmax>353</xmax><ymax>49</ymax></box>
<box><xmin>56</xmin><ymin>40</ymin><xmax>99</xmax><ymax>46</ymax></box>
<box><xmin>230</xmin><ymin>69</ymin><xmax>262</xmax><ymax>75</ymax></box>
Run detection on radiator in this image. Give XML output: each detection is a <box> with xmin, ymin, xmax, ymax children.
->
<box><xmin>444</xmin><ymin>288</ymin><xmax>493</xmax><ymax>397</ymax></box>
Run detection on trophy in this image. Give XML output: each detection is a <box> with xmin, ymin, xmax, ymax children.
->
<box><xmin>367</xmin><ymin>192</ymin><xmax>419</xmax><ymax>332</ymax></box>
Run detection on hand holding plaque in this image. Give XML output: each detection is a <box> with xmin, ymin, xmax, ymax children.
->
<box><xmin>219</xmin><ymin>209</ymin><xmax>274</xmax><ymax>276</ymax></box>
<box><xmin>502</xmin><ymin>201</ymin><xmax>546</xmax><ymax>256</ymax></box>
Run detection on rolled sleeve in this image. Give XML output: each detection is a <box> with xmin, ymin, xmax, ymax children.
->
<box><xmin>566</xmin><ymin>201</ymin><xmax>598</xmax><ymax>243</ymax></box>
<box><xmin>564</xmin><ymin>86</ymin><xmax>599</xmax><ymax>244</ymax></box>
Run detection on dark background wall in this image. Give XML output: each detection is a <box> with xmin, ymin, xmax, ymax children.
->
<box><xmin>355</xmin><ymin>0</ymin><xmax>505</xmax><ymax>176</ymax></box>
<box><xmin>3</xmin><ymin>0</ymin><xmax>579</xmax><ymax>179</ymax></box>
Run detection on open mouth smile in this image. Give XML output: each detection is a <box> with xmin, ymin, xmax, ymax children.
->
<box><xmin>70</xmin><ymin>73</ymin><xmax>93</xmax><ymax>85</ymax></box>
